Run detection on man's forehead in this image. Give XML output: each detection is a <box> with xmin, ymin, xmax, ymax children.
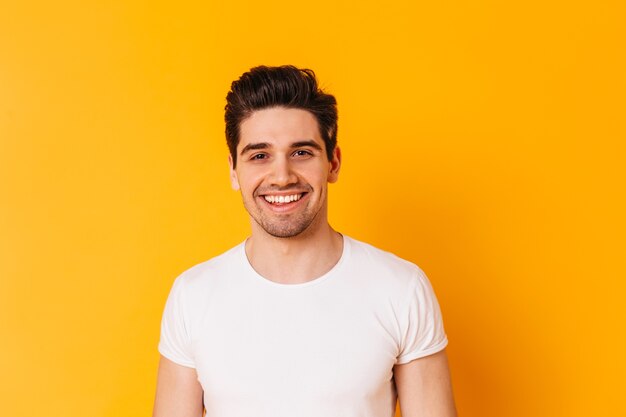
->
<box><xmin>238</xmin><ymin>107</ymin><xmax>324</xmax><ymax>149</ymax></box>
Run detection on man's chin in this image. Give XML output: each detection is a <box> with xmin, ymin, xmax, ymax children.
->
<box><xmin>255</xmin><ymin>218</ymin><xmax>315</xmax><ymax>239</ymax></box>
<box><xmin>263</xmin><ymin>226</ymin><xmax>309</xmax><ymax>239</ymax></box>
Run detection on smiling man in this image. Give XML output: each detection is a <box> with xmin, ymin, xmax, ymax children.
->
<box><xmin>153</xmin><ymin>66</ymin><xmax>457</xmax><ymax>417</ymax></box>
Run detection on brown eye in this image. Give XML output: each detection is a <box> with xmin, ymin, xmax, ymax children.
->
<box><xmin>293</xmin><ymin>150</ymin><xmax>312</xmax><ymax>157</ymax></box>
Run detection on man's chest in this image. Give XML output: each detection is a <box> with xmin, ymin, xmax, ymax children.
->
<box><xmin>189</xmin><ymin>288</ymin><xmax>400</xmax><ymax>406</ymax></box>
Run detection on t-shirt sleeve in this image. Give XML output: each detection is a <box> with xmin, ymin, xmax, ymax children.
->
<box><xmin>396</xmin><ymin>267</ymin><xmax>448</xmax><ymax>364</ymax></box>
<box><xmin>158</xmin><ymin>275</ymin><xmax>195</xmax><ymax>368</ymax></box>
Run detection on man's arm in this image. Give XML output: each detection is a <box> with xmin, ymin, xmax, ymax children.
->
<box><xmin>153</xmin><ymin>355</ymin><xmax>204</xmax><ymax>417</ymax></box>
<box><xmin>393</xmin><ymin>349</ymin><xmax>457</xmax><ymax>417</ymax></box>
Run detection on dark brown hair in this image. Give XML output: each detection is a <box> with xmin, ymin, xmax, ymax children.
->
<box><xmin>225</xmin><ymin>65</ymin><xmax>338</xmax><ymax>167</ymax></box>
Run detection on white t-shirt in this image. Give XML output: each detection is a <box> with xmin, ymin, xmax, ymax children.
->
<box><xmin>159</xmin><ymin>235</ymin><xmax>448</xmax><ymax>417</ymax></box>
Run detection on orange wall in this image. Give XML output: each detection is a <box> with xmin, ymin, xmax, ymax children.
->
<box><xmin>1</xmin><ymin>1</ymin><xmax>624</xmax><ymax>416</ymax></box>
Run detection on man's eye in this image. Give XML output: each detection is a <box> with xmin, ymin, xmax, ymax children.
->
<box><xmin>251</xmin><ymin>153</ymin><xmax>267</xmax><ymax>160</ymax></box>
<box><xmin>293</xmin><ymin>150</ymin><xmax>312</xmax><ymax>157</ymax></box>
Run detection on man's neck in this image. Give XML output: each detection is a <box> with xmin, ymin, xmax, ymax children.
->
<box><xmin>245</xmin><ymin>224</ymin><xmax>344</xmax><ymax>285</ymax></box>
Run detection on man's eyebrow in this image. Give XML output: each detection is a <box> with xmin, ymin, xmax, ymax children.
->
<box><xmin>291</xmin><ymin>140</ymin><xmax>323</xmax><ymax>151</ymax></box>
<box><xmin>240</xmin><ymin>142</ymin><xmax>270</xmax><ymax>156</ymax></box>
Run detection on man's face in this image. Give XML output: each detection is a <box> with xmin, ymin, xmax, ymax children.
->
<box><xmin>229</xmin><ymin>107</ymin><xmax>341</xmax><ymax>238</ymax></box>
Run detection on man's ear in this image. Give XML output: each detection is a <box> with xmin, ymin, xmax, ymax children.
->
<box><xmin>228</xmin><ymin>155</ymin><xmax>240</xmax><ymax>191</ymax></box>
<box><xmin>328</xmin><ymin>146</ymin><xmax>341</xmax><ymax>183</ymax></box>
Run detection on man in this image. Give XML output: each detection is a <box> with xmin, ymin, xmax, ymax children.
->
<box><xmin>153</xmin><ymin>65</ymin><xmax>457</xmax><ymax>417</ymax></box>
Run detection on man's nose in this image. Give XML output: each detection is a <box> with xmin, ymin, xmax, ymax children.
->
<box><xmin>268</xmin><ymin>157</ymin><xmax>298</xmax><ymax>187</ymax></box>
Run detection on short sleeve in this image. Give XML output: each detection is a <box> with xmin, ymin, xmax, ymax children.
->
<box><xmin>158</xmin><ymin>275</ymin><xmax>195</xmax><ymax>368</ymax></box>
<box><xmin>396</xmin><ymin>268</ymin><xmax>448</xmax><ymax>364</ymax></box>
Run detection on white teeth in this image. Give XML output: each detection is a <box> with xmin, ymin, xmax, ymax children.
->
<box><xmin>263</xmin><ymin>194</ymin><xmax>302</xmax><ymax>204</ymax></box>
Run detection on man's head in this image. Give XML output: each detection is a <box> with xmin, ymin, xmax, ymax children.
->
<box><xmin>225</xmin><ymin>65</ymin><xmax>338</xmax><ymax>168</ymax></box>
<box><xmin>225</xmin><ymin>66</ymin><xmax>341</xmax><ymax>239</ymax></box>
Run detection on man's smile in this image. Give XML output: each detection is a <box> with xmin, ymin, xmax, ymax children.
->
<box><xmin>257</xmin><ymin>191</ymin><xmax>310</xmax><ymax>213</ymax></box>
<box><xmin>262</xmin><ymin>193</ymin><xmax>304</xmax><ymax>204</ymax></box>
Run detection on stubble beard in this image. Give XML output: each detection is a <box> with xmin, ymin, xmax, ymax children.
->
<box><xmin>255</xmin><ymin>210</ymin><xmax>319</xmax><ymax>238</ymax></box>
<box><xmin>244</xmin><ymin>187</ymin><xmax>326</xmax><ymax>238</ymax></box>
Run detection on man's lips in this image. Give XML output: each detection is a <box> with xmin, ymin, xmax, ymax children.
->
<box><xmin>255</xmin><ymin>185</ymin><xmax>312</xmax><ymax>201</ymax></box>
<box><xmin>261</xmin><ymin>192</ymin><xmax>305</xmax><ymax>204</ymax></box>
<box><xmin>256</xmin><ymin>191</ymin><xmax>309</xmax><ymax>211</ymax></box>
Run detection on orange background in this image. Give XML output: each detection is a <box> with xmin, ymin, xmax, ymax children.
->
<box><xmin>1</xmin><ymin>1</ymin><xmax>624</xmax><ymax>416</ymax></box>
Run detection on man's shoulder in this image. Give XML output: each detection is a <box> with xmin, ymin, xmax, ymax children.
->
<box><xmin>173</xmin><ymin>241</ymin><xmax>245</xmax><ymax>289</ymax></box>
<box><xmin>344</xmin><ymin>235</ymin><xmax>426</xmax><ymax>283</ymax></box>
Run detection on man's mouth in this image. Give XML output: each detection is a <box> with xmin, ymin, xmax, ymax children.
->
<box><xmin>262</xmin><ymin>193</ymin><xmax>305</xmax><ymax>205</ymax></box>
